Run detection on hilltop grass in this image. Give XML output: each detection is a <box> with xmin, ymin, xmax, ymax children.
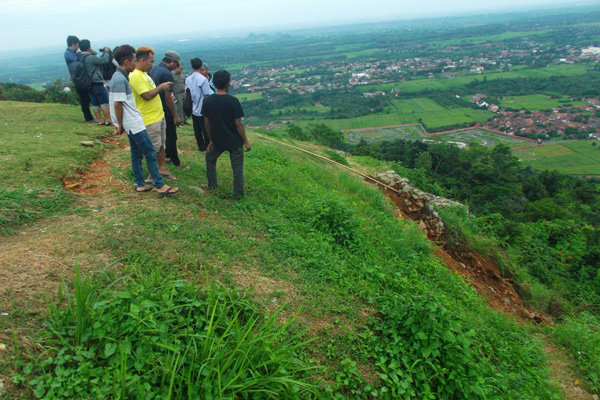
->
<box><xmin>515</xmin><ymin>140</ymin><xmax>600</xmax><ymax>175</ymax></box>
<box><xmin>0</xmin><ymin>101</ymin><xmax>565</xmax><ymax>398</ymax></box>
<box><xmin>0</xmin><ymin>101</ymin><xmax>114</xmax><ymax>233</ymax></box>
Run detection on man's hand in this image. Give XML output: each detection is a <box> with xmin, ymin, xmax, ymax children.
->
<box><xmin>116</xmin><ymin>125</ymin><xmax>124</xmax><ymax>135</ymax></box>
<box><xmin>207</xmin><ymin>141</ymin><xmax>213</xmax><ymax>152</ymax></box>
<box><xmin>244</xmin><ymin>142</ymin><xmax>252</xmax><ymax>152</ymax></box>
<box><xmin>158</xmin><ymin>82</ymin><xmax>171</xmax><ymax>92</ymax></box>
<box><xmin>174</xmin><ymin>115</ymin><xmax>181</xmax><ymax>126</ymax></box>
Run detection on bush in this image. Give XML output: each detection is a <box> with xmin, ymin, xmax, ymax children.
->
<box><xmin>0</xmin><ymin>82</ymin><xmax>45</xmax><ymax>102</ymax></box>
<box><xmin>20</xmin><ymin>267</ymin><xmax>317</xmax><ymax>399</ymax></box>
<box><xmin>44</xmin><ymin>79</ymin><xmax>79</xmax><ymax>105</ymax></box>
<box><xmin>551</xmin><ymin>313</ymin><xmax>600</xmax><ymax>392</ymax></box>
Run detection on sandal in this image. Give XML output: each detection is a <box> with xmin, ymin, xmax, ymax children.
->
<box><xmin>157</xmin><ymin>186</ymin><xmax>180</xmax><ymax>198</ymax></box>
<box><xmin>135</xmin><ymin>185</ymin><xmax>153</xmax><ymax>193</ymax></box>
<box><xmin>176</xmin><ymin>163</ymin><xmax>190</xmax><ymax>171</ymax></box>
<box><xmin>162</xmin><ymin>172</ymin><xmax>177</xmax><ymax>180</ymax></box>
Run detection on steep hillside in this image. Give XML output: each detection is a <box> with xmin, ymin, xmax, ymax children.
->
<box><xmin>0</xmin><ymin>101</ymin><xmax>590</xmax><ymax>399</ymax></box>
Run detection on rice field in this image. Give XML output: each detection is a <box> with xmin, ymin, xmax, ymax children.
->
<box><xmin>345</xmin><ymin>124</ymin><xmax>533</xmax><ymax>147</ymax></box>
<box><xmin>295</xmin><ymin>97</ymin><xmax>493</xmax><ymax>131</ymax></box>
<box><xmin>360</xmin><ymin>64</ymin><xmax>590</xmax><ymax>94</ymax></box>
<box><xmin>499</xmin><ymin>94</ymin><xmax>587</xmax><ymax>110</ymax></box>
<box><xmin>515</xmin><ymin>140</ymin><xmax>600</xmax><ymax>175</ymax></box>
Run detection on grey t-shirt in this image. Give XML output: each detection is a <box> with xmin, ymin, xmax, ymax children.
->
<box><xmin>108</xmin><ymin>68</ymin><xmax>146</xmax><ymax>135</ymax></box>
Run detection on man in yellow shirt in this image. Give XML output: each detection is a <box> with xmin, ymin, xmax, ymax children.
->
<box><xmin>129</xmin><ymin>46</ymin><xmax>174</xmax><ymax>179</ymax></box>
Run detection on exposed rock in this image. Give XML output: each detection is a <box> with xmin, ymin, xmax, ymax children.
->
<box><xmin>80</xmin><ymin>141</ymin><xmax>95</xmax><ymax>147</ymax></box>
<box><xmin>375</xmin><ymin>170</ymin><xmax>464</xmax><ymax>240</ymax></box>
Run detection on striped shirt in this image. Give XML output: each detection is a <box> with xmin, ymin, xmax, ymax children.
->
<box><xmin>108</xmin><ymin>68</ymin><xmax>146</xmax><ymax>135</ymax></box>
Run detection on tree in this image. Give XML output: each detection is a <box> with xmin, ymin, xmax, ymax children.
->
<box><xmin>414</xmin><ymin>151</ymin><xmax>432</xmax><ymax>171</ymax></box>
<box><xmin>285</xmin><ymin>124</ymin><xmax>310</xmax><ymax>141</ymax></box>
<box><xmin>307</xmin><ymin>123</ymin><xmax>345</xmax><ymax>148</ymax></box>
<box><xmin>44</xmin><ymin>79</ymin><xmax>78</xmax><ymax>105</ymax></box>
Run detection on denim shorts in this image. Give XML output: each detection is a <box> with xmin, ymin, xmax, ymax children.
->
<box><xmin>88</xmin><ymin>83</ymin><xmax>109</xmax><ymax>109</ymax></box>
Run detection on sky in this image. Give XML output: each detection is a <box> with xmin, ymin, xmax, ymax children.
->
<box><xmin>0</xmin><ymin>0</ymin><xmax>588</xmax><ymax>52</ymax></box>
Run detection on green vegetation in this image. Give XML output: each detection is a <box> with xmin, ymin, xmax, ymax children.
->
<box><xmin>344</xmin><ymin>136</ymin><xmax>600</xmax><ymax>392</ymax></box>
<box><xmin>0</xmin><ymin>101</ymin><xmax>108</xmax><ymax>234</ymax></box>
<box><xmin>551</xmin><ymin>313</ymin><xmax>600</xmax><ymax>392</ymax></box>
<box><xmin>2</xmin><ymin>101</ymin><xmax>565</xmax><ymax>398</ymax></box>
<box><xmin>498</xmin><ymin>94</ymin><xmax>586</xmax><ymax>110</ymax></box>
<box><xmin>360</xmin><ymin>64</ymin><xmax>590</xmax><ymax>94</ymax></box>
<box><xmin>234</xmin><ymin>92</ymin><xmax>263</xmax><ymax>102</ymax></box>
<box><xmin>346</xmin><ymin>125</ymin><xmax>532</xmax><ymax>147</ymax></box>
<box><xmin>515</xmin><ymin>140</ymin><xmax>600</xmax><ymax>175</ymax></box>
<box><xmin>19</xmin><ymin>267</ymin><xmax>315</xmax><ymax>399</ymax></box>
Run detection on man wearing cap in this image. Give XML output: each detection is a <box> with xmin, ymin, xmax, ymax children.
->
<box><xmin>150</xmin><ymin>51</ymin><xmax>189</xmax><ymax>170</ymax></box>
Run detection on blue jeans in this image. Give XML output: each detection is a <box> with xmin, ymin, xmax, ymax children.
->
<box><xmin>127</xmin><ymin>129</ymin><xmax>165</xmax><ymax>189</ymax></box>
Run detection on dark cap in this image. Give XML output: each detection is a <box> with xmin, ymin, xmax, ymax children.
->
<box><xmin>164</xmin><ymin>50</ymin><xmax>181</xmax><ymax>63</ymax></box>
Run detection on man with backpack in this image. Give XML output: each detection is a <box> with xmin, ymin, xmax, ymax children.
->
<box><xmin>79</xmin><ymin>39</ymin><xmax>112</xmax><ymax>125</ymax></box>
<box><xmin>64</xmin><ymin>35</ymin><xmax>94</xmax><ymax>123</ymax></box>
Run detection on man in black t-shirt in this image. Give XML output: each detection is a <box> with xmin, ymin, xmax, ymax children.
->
<box><xmin>201</xmin><ymin>70</ymin><xmax>251</xmax><ymax>200</ymax></box>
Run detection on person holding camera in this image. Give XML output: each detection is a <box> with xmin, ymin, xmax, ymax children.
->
<box><xmin>79</xmin><ymin>39</ymin><xmax>112</xmax><ymax>125</ymax></box>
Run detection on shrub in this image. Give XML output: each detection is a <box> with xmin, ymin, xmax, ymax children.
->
<box><xmin>20</xmin><ymin>267</ymin><xmax>317</xmax><ymax>399</ymax></box>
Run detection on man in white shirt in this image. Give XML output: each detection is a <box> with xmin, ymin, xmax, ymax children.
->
<box><xmin>185</xmin><ymin>57</ymin><xmax>212</xmax><ymax>151</ymax></box>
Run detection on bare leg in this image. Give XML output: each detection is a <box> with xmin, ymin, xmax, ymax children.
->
<box><xmin>157</xmin><ymin>147</ymin><xmax>170</xmax><ymax>175</ymax></box>
<box><xmin>92</xmin><ymin>109</ymin><xmax>104</xmax><ymax>123</ymax></box>
<box><xmin>101</xmin><ymin>107</ymin><xmax>111</xmax><ymax>124</ymax></box>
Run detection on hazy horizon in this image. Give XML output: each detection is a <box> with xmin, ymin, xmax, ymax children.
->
<box><xmin>0</xmin><ymin>0</ymin><xmax>593</xmax><ymax>53</ymax></box>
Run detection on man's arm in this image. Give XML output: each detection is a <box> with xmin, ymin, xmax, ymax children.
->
<box><xmin>114</xmin><ymin>101</ymin><xmax>124</xmax><ymax>135</ymax></box>
<box><xmin>88</xmin><ymin>50</ymin><xmax>111</xmax><ymax>65</ymax></box>
<box><xmin>165</xmin><ymin>90</ymin><xmax>181</xmax><ymax>125</ymax></box>
<box><xmin>139</xmin><ymin>81</ymin><xmax>171</xmax><ymax>101</ymax></box>
<box><xmin>204</xmin><ymin>116</ymin><xmax>213</xmax><ymax>151</ymax></box>
<box><xmin>235</xmin><ymin>119</ymin><xmax>251</xmax><ymax>151</ymax></box>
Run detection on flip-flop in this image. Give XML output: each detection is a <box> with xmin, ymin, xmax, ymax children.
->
<box><xmin>157</xmin><ymin>186</ymin><xmax>180</xmax><ymax>198</ymax></box>
<box><xmin>135</xmin><ymin>186</ymin><xmax>153</xmax><ymax>193</ymax></box>
<box><xmin>162</xmin><ymin>173</ymin><xmax>177</xmax><ymax>180</ymax></box>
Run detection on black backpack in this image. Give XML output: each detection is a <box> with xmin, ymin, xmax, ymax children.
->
<box><xmin>183</xmin><ymin>88</ymin><xmax>193</xmax><ymax>117</ymax></box>
<box><xmin>101</xmin><ymin>51</ymin><xmax>117</xmax><ymax>81</ymax></box>
<box><xmin>68</xmin><ymin>53</ymin><xmax>92</xmax><ymax>90</ymax></box>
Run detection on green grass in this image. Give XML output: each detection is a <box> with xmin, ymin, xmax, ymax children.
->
<box><xmin>19</xmin><ymin>266</ymin><xmax>316</xmax><ymax>399</ymax></box>
<box><xmin>515</xmin><ymin>140</ymin><xmax>600</xmax><ymax>175</ymax></box>
<box><xmin>1</xmin><ymin>101</ymin><xmax>564</xmax><ymax>399</ymax></box>
<box><xmin>499</xmin><ymin>94</ymin><xmax>587</xmax><ymax>110</ymax></box>
<box><xmin>346</xmin><ymin>124</ymin><xmax>533</xmax><ymax>147</ymax></box>
<box><xmin>432</xmin><ymin>29</ymin><xmax>551</xmax><ymax>47</ymax></box>
<box><xmin>235</xmin><ymin>92</ymin><xmax>263</xmax><ymax>101</ymax></box>
<box><xmin>277</xmin><ymin>68</ymin><xmax>310</xmax><ymax>75</ymax></box>
<box><xmin>0</xmin><ymin>101</ymin><xmax>111</xmax><ymax>233</ymax></box>
<box><xmin>550</xmin><ymin>313</ymin><xmax>600</xmax><ymax>392</ymax></box>
<box><xmin>292</xmin><ymin>97</ymin><xmax>493</xmax><ymax>131</ymax></box>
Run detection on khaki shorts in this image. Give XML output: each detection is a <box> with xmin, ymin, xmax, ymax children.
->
<box><xmin>146</xmin><ymin>118</ymin><xmax>166</xmax><ymax>152</ymax></box>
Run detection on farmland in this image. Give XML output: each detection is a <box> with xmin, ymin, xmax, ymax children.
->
<box><xmin>290</xmin><ymin>97</ymin><xmax>493</xmax><ymax>131</ymax></box>
<box><xmin>515</xmin><ymin>140</ymin><xmax>600</xmax><ymax>175</ymax></box>
<box><xmin>359</xmin><ymin>64</ymin><xmax>591</xmax><ymax>94</ymax></box>
<box><xmin>499</xmin><ymin>94</ymin><xmax>587</xmax><ymax>110</ymax></box>
<box><xmin>346</xmin><ymin>124</ymin><xmax>534</xmax><ymax>147</ymax></box>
